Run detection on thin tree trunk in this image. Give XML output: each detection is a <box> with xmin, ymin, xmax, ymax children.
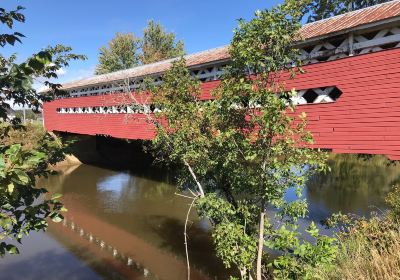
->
<box><xmin>256</xmin><ymin>200</ymin><xmax>265</xmax><ymax>280</ymax></box>
<box><xmin>183</xmin><ymin>159</ymin><xmax>205</xmax><ymax>198</ymax></box>
<box><xmin>184</xmin><ymin>198</ymin><xmax>197</xmax><ymax>280</ymax></box>
<box><xmin>240</xmin><ymin>268</ymin><xmax>247</xmax><ymax>279</ymax></box>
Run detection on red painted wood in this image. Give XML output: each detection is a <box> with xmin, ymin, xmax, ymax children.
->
<box><xmin>43</xmin><ymin>48</ymin><xmax>400</xmax><ymax>160</ymax></box>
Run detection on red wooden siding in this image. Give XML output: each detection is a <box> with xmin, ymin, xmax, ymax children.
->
<box><xmin>43</xmin><ymin>48</ymin><xmax>400</xmax><ymax>160</ymax></box>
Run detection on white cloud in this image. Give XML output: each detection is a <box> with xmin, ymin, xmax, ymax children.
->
<box><xmin>56</xmin><ymin>68</ymin><xmax>67</xmax><ymax>76</ymax></box>
<box><xmin>57</xmin><ymin>66</ymin><xmax>95</xmax><ymax>84</ymax></box>
<box><xmin>37</xmin><ymin>85</ymin><xmax>50</xmax><ymax>92</ymax></box>
<box><xmin>33</xmin><ymin>81</ymin><xmax>47</xmax><ymax>92</ymax></box>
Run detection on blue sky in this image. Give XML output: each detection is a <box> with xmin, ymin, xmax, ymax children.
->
<box><xmin>2</xmin><ymin>0</ymin><xmax>282</xmax><ymax>84</ymax></box>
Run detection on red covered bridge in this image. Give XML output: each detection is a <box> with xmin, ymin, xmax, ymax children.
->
<box><xmin>44</xmin><ymin>1</ymin><xmax>400</xmax><ymax>160</ymax></box>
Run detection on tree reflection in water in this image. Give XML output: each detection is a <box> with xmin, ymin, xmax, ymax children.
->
<box><xmin>306</xmin><ymin>154</ymin><xmax>400</xmax><ymax>220</ymax></box>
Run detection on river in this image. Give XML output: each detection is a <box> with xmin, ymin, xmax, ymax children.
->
<box><xmin>0</xmin><ymin>154</ymin><xmax>399</xmax><ymax>280</ymax></box>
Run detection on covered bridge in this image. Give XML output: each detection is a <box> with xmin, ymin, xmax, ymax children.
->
<box><xmin>44</xmin><ymin>1</ymin><xmax>400</xmax><ymax>160</ymax></box>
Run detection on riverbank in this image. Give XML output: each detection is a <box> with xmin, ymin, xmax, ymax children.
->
<box><xmin>313</xmin><ymin>186</ymin><xmax>400</xmax><ymax>280</ymax></box>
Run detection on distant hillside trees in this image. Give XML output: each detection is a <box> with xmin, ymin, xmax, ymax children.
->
<box><xmin>14</xmin><ymin>109</ymin><xmax>41</xmax><ymax>121</ymax></box>
<box><xmin>95</xmin><ymin>20</ymin><xmax>185</xmax><ymax>75</ymax></box>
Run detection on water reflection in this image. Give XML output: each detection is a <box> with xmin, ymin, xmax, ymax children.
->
<box><xmin>306</xmin><ymin>154</ymin><xmax>400</xmax><ymax>221</ymax></box>
<box><xmin>1</xmin><ymin>154</ymin><xmax>400</xmax><ymax>280</ymax></box>
<box><xmin>41</xmin><ymin>165</ymin><xmax>227</xmax><ymax>280</ymax></box>
<box><xmin>59</xmin><ymin>216</ymin><xmax>153</xmax><ymax>278</ymax></box>
<box><xmin>97</xmin><ymin>172</ymin><xmax>136</xmax><ymax>213</ymax></box>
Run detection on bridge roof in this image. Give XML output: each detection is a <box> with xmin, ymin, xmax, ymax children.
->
<box><xmin>300</xmin><ymin>0</ymin><xmax>400</xmax><ymax>41</ymax></box>
<box><xmin>61</xmin><ymin>0</ymin><xmax>400</xmax><ymax>90</ymax></box>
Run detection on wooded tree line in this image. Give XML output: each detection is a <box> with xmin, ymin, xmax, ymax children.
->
<box><xmin>95</xmin><ymin>20</ymin><xmax>185</xmax><ymax>74</ymax></box>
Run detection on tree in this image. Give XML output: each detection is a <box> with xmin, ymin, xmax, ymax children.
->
<box><xmin>0</xmin><ymin>5</ymin><xmax>85</xmax><ymax>256</ymax></box>
<box><xmin>95</xmin><ymin>21</ymin><xmax>185</xmax><ymax>74</ymax></box>
<box><xmin>141</xmin><ymin>20</ymin><xmax>185</xmax><ymax>65</ymax></box>
<box><xmin>305</xmin><ymin>0</ymin><xmax>391</xmax><ymax>22</ymax></box>
<box><xmin>95</xmin><ymin>32</ymin><xmax>141</xmax><ymax>75</ymax></box>
<box><xmin>149</xmin><ymin>1</ymin><xmax>337</xmax><ymax>279</ymax></box>
<box><xmin>14</xmin><ymin>109</ymin><xmax>39</xmax><ymax>121</ymax></box>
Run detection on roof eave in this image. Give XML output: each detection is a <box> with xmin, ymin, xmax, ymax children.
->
<box><xmin>296</xmin><ymin>15</ymin><xmax>400</xmax><ymax>47</ymax></box>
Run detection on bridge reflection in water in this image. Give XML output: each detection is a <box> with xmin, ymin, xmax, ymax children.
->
<box><xmin>1</xmin><ymin>155</ymin><xmax>400</xmax><ymax>280</ymax></box>
<box><xmin>43</xmin><ymin>165</ymin><xmax>227</xmax><ymax>280</ymax></box>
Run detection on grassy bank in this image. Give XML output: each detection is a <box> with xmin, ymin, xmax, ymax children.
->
<box><xmin>0</xmin><ymin>122</ymin><xmax>47</xmax><ymax>150</ymax></box>
<box><xmin>0</xmin><ymin>122</ymin><xmax>70</xmax><ymax>166</ymax></box>
<box><xmin>314</xmin><ymin>187</ymin><xmax>400</xmax><ymax>280</ymax></box>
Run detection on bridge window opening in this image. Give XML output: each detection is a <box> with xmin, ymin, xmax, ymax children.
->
<box><xmin>60</xmin><ymin>63</ymin><xmax>228</xmax><ymax>98</ymax></box>
<box><xmin>318</xmin><ymin>45</ymin><xmax>329</xmax><ymax>52</ymax></box>
<box><xmin>317</xmin><ymin>56</ymin><xmax>331</xmax><ymax>62</ymax></box>
<box><xmin>302</xmin><ymin>89</ymin><xmax>319</xmax><ymax>103</ymax></box>
<box><xmin>302</xmin><ymin>45</ymin><xmax>314</xmax><ymax>54</ymax></box>
<box><xmin>361</xmin><ymin>30</ymin><xmax>380</xmax><ymax>40</ymax></box>
<box><xmin>381</xmin><ymin>42</ymin><xmax>399</xmax><ymax>50</ymax></box>
<box><xmin>55</xmin><ymin>86</ymin><xmax>342</xmax><ymax>114</ymax></box>
<box><xmin>328</xmin><ymin>87</ymin><xmax>342</xmax><ymax>101</ymax></box>
<box><xmin>329</xmin><ymin>37</ymin><xmax>345</xmax><ymax>48</ymax></box>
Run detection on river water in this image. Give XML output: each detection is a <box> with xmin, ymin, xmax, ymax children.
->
<box><xmin>1</xmin><ymin>154</ymin><xmax>400</xmax><ymax>280</ymax></box>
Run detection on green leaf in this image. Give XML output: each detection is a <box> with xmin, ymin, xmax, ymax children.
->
<box><xmin>13</xmin><ymin>169</ymin><xmax>30</xmax><ymax>185</ymax></box>
<box><xmin>50</xmin><ymin>213</ymin><xmax>63</xmax><ymax>223</ymax></box>
<box><xmin>28</xmin><ymin>57</ymin><xmax>45</xmax><ymax>70</ymax></box>
<box><xmin>36</xmin><ymin>51</ymin><xmax>52</xmax><ymax>63</ymax></box>
<box><xmin>5</xmin><ymin>144</ymin><xmax>21</xmax><ymax>156</ymax></box>
<box><xmin>7</xmin><ymin>183</ymin><xmax>14</xmax><ymax>194</ymax></box>
<box><xmin>6</xmin><ymin>244</ymin><xmax>19</xmax><ymax>255</ymax></box>
<box><xmin>0</xmin><ymin>156</ymin><xmax>5</xmax><ymax>169</ymax></box>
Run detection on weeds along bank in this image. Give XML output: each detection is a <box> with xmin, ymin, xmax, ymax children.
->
<box><xmin>310</xmin><ymin>186</ymin><xmax>400</xmax><ymax>280</ymax></box>
<box><xmin>0</xmin><ymin>122</ymin><xmax>69</xmax><ymax>165</ymax></box>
